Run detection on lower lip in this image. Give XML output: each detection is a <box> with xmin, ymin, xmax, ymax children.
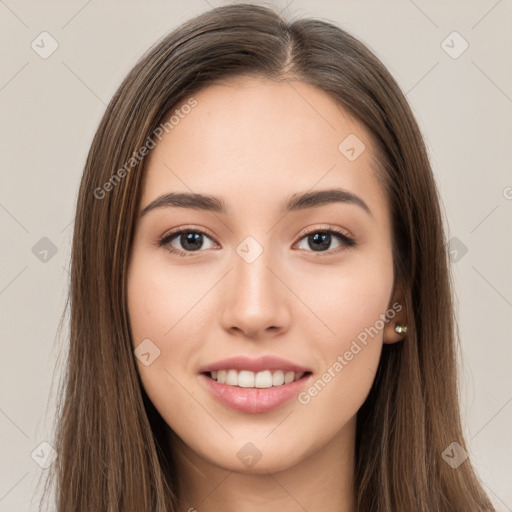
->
<box><xmin>199</xmin><ymin>373</ymin><xmax>312</xmax><ymax>413</ymax></box>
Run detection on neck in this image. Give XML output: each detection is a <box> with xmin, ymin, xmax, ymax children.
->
<box><xmin>168</xmin><ymin>417</ymin><xmax>356</xmax><ymax>512</ymax></box>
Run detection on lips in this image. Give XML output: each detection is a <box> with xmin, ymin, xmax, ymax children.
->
<box><xmin>198</xmin><ymin>355</ymin><xmax>314</xmax><ymax>413</ymax></box>
<box><xmin>198</xmin><ymin>355</ymin><xmax>312</xmax><ymax>374</ymax></box>
<box><xmin>199</xmin><ymin>372</ymin><xmax>313</xmax><ymax>413</ymax></box>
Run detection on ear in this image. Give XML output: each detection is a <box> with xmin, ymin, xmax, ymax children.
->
<box><xmin>383</xmin><ymin>281</ymin><xmax>408</xmax><ymax>344</ymax></box>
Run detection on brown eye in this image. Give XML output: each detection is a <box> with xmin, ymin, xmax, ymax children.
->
<box><xmin>295</xmin><ymin>228</ymin><xmax>356</xmax><ymax>254</ymax></box>
<box><xmin>159</xmin><ymin>228</ymin><xmax>217</xmax><ymax>257</ymax></box>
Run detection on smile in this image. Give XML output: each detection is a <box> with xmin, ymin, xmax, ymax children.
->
<box><xmin>199</xmin><ymin>371</ymin><xmax>313</xmax><ymax>414</ymax></box>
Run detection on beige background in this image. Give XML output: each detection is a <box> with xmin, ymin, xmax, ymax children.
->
<box><xmin>1</xmin><ymin>0</ymin><xmax>511</xmax><ymax>510</ymax></box>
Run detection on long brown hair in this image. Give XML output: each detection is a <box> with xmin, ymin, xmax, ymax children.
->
<box><xmin>41</xmin><ymin>3</ymin><xmax>495</xmax><ymax>511</ymax></box>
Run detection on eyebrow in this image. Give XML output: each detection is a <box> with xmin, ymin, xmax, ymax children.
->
<box><xmin>140</xmin><ymin>188</ymin><xmax>373</xmax><ymax>217</ymax></box>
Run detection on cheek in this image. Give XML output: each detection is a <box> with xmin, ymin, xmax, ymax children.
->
<box><xmin>294</xmin><ymin>246</ymin><xmax>393</xmax><ymax>408</ymax></box>
<box><xmin>127</xmin><ymin>266</ymin><xmax>189</xmax><ymax>431</ymax></box>
<box><xmin>126</xmin><ymin>250</ymin><xmax>213</xmax><ymax>401</ymax></box>
<box><xmin>127</xmin><ymin>251</ymin><xmax>206</xmax><ymax>348</ymax></box>
<box><xmin>298</xmin><ymin>245</ymin><xmax>394</xmax><ymax>347</ymax></box>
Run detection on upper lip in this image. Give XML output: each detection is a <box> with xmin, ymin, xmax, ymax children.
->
<box><xmin>199</xmin><ymin>355</ymin><xmax>312</xmax><ymax>374</ymax></box>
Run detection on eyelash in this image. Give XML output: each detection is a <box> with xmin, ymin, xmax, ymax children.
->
<box><xmin>158</xmin><ymin>225</ymin><xmax>357</xmax><ymax>258</ymax></box>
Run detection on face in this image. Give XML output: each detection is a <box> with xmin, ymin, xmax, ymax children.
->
<box><xmin>127</xmin><ymin>76</ymin><xmax>405</xmax><ymax>475</ymax></box>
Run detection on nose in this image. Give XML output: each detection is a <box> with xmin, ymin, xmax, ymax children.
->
<box><xmin>219</xmin><ymin>244</ymin><xmax>291</xmax><ymax>339</ymax></box>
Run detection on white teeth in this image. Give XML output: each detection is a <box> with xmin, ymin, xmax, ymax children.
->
<box><xmin>226</xmin><ymin>369</ymin><xmax>238</xmax><ymax>386</ymax></box>
<box><xmin>208</xmin><ymin>369</ymin><xmax>307</xmax><ymax>388</ymax></box>
<box><xmin>272</xmin><ymin>370</ymin><xmax>284</xmax><ymax>386</ymax></box>
<box><xmin>284</xmin><ymin>371</ymin><xmax>295</xmax><ymax>384</ymax></box>
<box><xmin>238</xmin><ymin>370</ymin><xmax>255</xmax><ymax>388</ymax></box>
<box><xmin>255</xmin><ymin>370</ymin><xmax>272</xmax><ymax>388</ymax></box>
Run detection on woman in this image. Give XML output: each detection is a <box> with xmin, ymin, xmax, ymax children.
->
<box><xmin>42</xmin><ymin>3</ymin><xmax>496</xmax><ymax>511</ymax></box>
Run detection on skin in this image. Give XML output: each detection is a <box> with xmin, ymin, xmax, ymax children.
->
<box><xmin>127</xmin><ymin>76</ymin><xmax>407</xmax><ymax>512</ymax></box>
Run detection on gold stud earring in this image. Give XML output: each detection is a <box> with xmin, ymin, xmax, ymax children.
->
<box><xmin>394</xmin><ymin>324</ymin><xmax>407</xmax><ymax>334</ymax></box>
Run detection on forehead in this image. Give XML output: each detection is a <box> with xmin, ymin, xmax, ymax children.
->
<box><xmin>141</xmin><ymin>77</ymin><xmax>388</xmax><ymax>223</ymax></box>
